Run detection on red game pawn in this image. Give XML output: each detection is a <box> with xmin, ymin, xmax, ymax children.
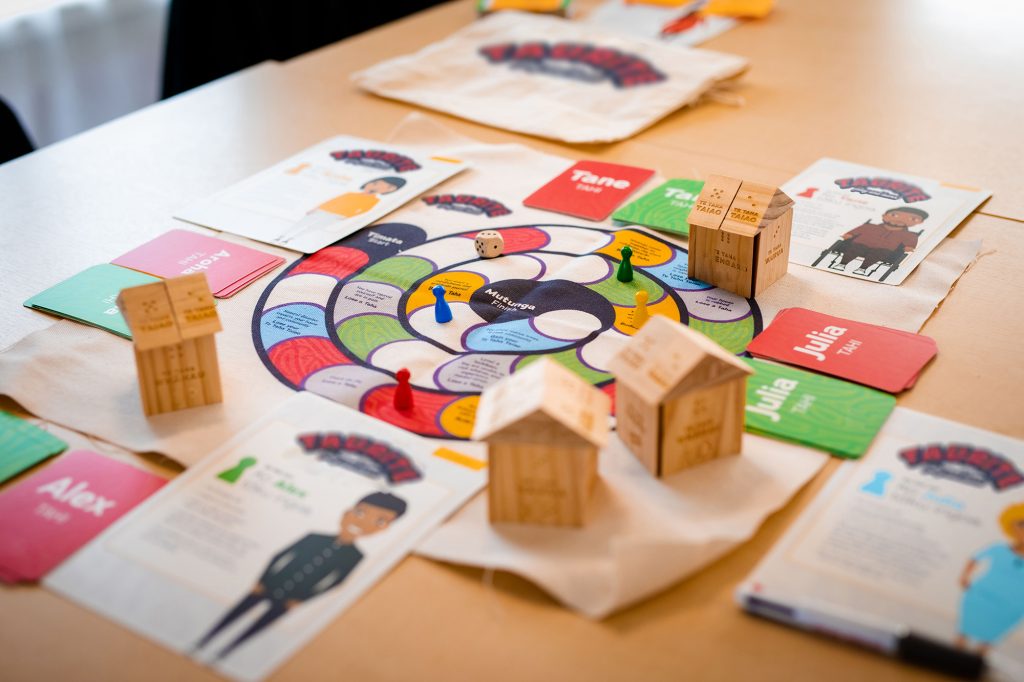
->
<box><xmin>394</xmin><ymin>368</ymin><xmax>414</xmax><ymax>411</ymax></box>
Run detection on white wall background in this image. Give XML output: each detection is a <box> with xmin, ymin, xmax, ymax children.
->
<box><xmin>0</xmin><ymin>0</ymin><xmax>169</xmax><ymax>148</ymax></box>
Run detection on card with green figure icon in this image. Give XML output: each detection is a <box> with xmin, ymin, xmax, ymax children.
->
<box><xmin>24</xmin><ymin>264</ymin><xmax>161</xmax><ymax>339</ymax></box>
<box><xmin>612</xmin><ymin>178</ymin><xmax>705</xmax><ymax>236</ymax></box>
<box><xmin>743</xmin><ymin>358</ymin><xmax>895</xmax><ymax>459</ymax></box>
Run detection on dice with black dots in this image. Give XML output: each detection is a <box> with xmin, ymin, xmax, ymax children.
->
<box><xmin>474</xmin><ymin>230</ymin><xmax>504</xmax><ymax>259</ymax></box>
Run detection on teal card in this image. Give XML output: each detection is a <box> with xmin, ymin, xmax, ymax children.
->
<box><xmin>612</xmin><ymin>178</ymin><xmax>705</xmax><ymax>236</ymax></box>
<box><xmin>24</xmin><ymin>264</ymin><xmax>160</xmax><ymax>339</ymax></box>
<box><xmin>0</xmin><ymin>410</ymin><xmax>68</xmax><ymax>482</ymax></box>
<box><xmin>743</xmin><ymin>358</ymin><xmax>896</xmax><ymax>459</ymax></box>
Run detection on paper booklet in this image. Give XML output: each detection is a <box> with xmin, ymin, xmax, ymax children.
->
<box><xmin>782</xmin><ymin>158</ymin><xmax>989</xmax><ymax>285</ymax></box>
<box><xmin>737</xmin><ymin>408</ymin><xmax>1024</xmax><ymax>680</ymax></box>
<box><xmin>45</xmin><ymin>392</ymin><xmax>486</xmax><ymax>682</ymax></box>
<box><xmin>175</xmin><ymin>136</ymin><xmax>468</xmax><ymax>254</ymax></box>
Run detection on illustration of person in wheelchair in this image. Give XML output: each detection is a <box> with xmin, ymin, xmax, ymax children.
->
<box><xmin>812</xmin><ymin>207</ymin><xmax>929</xmax><ymax>282</ymax></box>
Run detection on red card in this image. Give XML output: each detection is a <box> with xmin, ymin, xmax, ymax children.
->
<box><xmin>523</xmin><ymin>161</ymin><xmax>654</xmax><ymax>221</ymax></box>
<box><xmin>0</xmin><ymin>450</ymin><xmax>166</xmax><ymax>582</ymax></box>
<box><xmin>746</xmin><ymin>308</ymin><xmax>937</xmax><ymax>393</ymax></box>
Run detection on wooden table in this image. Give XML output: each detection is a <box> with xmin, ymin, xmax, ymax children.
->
<box><xmin>2</xmin><ymin>1</ymin><xmax>1022</xmax><ymax>680</ymax></box>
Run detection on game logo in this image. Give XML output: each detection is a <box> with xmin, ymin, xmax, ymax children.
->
<box><xmin>833</xmin><ymin>176</ymin><xmax>931</xmax><ymax>203</ymax></box>
<box><xmin>422</xmin><ymin>193</ymin><xmax>512</xmax><ymax>217</ymax></box>
<box><xmin>478</xmin><ymin>41</ymin><xmax>666</xmax><ymax>88</ymax></box>
<box><xmin>297</xmin><ymin>432</ymin><xmax>423</xmax><ymax>483</ymax></box>
<box><xmin>329</xmin><ymin>149</ymin><xmax>422</xmax><ymax>173</ymax></box>
<box><xmin>899</xmin><ymin>443</ymin><xmax>1024</xmax><ymax>491</ymax></box>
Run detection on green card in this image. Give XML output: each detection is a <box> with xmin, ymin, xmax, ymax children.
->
<box><xmin>743</xmin><ymin>358</ymin><xmax>895</xmax><ymax>459</ymax></box>
<box><xmin>0</xmin><ymin>410</ymin><xmax>68</xmax><ymax>482</ymax></box>
<box><xmin>612</xmin><ymin>178</ymin><xmax>705</xmax><ymax>236</ymax></box>
<box><xmin>24</xmin><ymin>264</ymin><xmax>160</xmax><ymax>339</ymax></box>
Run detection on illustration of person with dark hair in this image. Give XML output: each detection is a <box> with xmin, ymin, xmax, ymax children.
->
<box><xmin>276</xmin><ymin>176</ymin><xmax>406</xmax><ymax>244</ymax></box>
<box><xmin>827</xmin><ymin>206</ymin><xmax>928</xmax><ymax>276</ymax></box>
<box><xmin>955</xmin><ymin>502</ymin><xmax>1024</xmax><ymax>655</ymax></box>
<box><xmin>193</xmin><ymin>491</ymin><xmax>407</xmax><ymax>660</ymax></box>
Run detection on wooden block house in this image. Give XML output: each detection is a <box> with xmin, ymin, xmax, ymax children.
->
<box><xmin>609</xmin><ymin>315</ymin><xmax>753</xmax><ymax>477</ymax></box>
<box><xmin>472</xmin><ymin>358</ymin><xmax>610</xmax><ymax>526</ymax></box>
<box><xmin>687</xmin><ymin>174</ymin><xmax>794</xmax><ymax>298</ymax></box>
<box><xmin>117</xmin><ymin>273</ymin><xmax>223</xmax><ymax>416</ymax></box>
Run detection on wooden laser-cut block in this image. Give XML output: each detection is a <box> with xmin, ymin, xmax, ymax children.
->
<box><xmin>609</xmin><ymin>316</ymin><xmax>753</xmax><ymax>478</ymax></box>
<box><xmin>687</xmin><ymin>174</ymin><xmax>794</xmax><ymax>298</ymax></box>
<box><xmin>118</xmin><ymin>274</ymin><xmax>223</xmax><ymax>416</ymax></box>
<box><xmin>473</xmin><ymin>358</ymin><xmax>610</xmax><ymax>527</ymax></box>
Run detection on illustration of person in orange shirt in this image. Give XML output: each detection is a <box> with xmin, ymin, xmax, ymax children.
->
<box><xmin>828</xmin><ymin>207</ymin><xmax>928</xmax><ymax>276</ymax></box>
<box><xmin>276</xmin><ymin>176</ymin><xmax>406</xmax><ymax>245</ymax></box>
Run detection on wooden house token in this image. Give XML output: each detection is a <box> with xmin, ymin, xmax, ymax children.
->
<box><xmin>609</xmin><ymin>315</ymin><xmax>753</xmax><ymax>477</ymax></box>
<box><xmin>118</xmin><ymin>274</ymin><xmax>223</xmax><ymax>416</ymax></box>
<box><xmin>472</xmin><ymin>358</ymin><xmax>610</xmax><ymax>527</ymax></box>
<box><xmin>687</xmin><ymin>174</ymin><xmax>794</xmax><ymax>298</ymax></box>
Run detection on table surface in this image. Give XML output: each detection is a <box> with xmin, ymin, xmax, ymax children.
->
<box><xmin>2</xmin><ymin>1</ymin><xmax>1022</xmax><ymax>680</ymax></box>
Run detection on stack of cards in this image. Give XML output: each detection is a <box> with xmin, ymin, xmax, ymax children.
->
<box><xmin>743</xmin><ymin>358</ymin><xmax>895</xmax><ymax>459</ymax></box>
<box><xmin>612</xmin><ymin>178</ymin><xmax>704</xmax><ymax>235</ymax></box>
<box><xmin>746</xmin><ymin>308</ymin><xmax>938</xmax><ymax>393</ymax></box>
<box><xmin>524</xmin><ymin>160</ymin><xmax>654</xmax><ymax>221</ymax></box>
<box><xmin>0</xmin><ymin>450</ymin><xmax>166</xmax><ymax>583</ymax></box>
<box><xmin>23</xmin><ymin>264</ymin><xmax>160</xmax><ymax>339</ymax></box>
<box><xmin>0</xmin><ymin>411</ymin><xmax>68</xmax><ymax>483</ymax></box>
<box><xmin>113</xmin><ymin>229</ymin><xmax>285</xmax><ymax>298</ymax></box>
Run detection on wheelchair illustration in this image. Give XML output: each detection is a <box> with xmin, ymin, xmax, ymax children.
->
<box><xmin>811</xmin><ymin>230</ymin><xmax>921</xmax><ymax>282</ymax></box>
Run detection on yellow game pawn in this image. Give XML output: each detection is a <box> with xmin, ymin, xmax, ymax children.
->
<box><xmin>633</xmin><ymin>290</ymin><xmax>649</xmax><ymax>329</ymax></box>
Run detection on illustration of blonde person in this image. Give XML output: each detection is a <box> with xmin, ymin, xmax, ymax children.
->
<box><xmin>276</xmin><ymin>176</ymin><xmax>406</xmax><ymax>245</ymax></box>
<box><xmin>956</xmin><ymin>502</ymin><xmax>1024</xmax><ymax>655</ymax></box>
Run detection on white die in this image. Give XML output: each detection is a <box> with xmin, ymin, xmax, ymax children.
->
<box><xmin>474</xmin><ymin>230</ymin><xmax>504</xmax><ymax>259</ymax></box>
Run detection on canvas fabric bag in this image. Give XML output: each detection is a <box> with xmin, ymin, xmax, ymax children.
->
<box><xmin>352</xmin><ymin>12</ymin><xmax>748</xmax><ymax>143</ymax></box>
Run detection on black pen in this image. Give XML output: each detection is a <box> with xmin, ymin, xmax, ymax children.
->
<box><xmin>741</xmin><ymin>593</ymin><xmax>987</xmax><ymax>680</ymax></box>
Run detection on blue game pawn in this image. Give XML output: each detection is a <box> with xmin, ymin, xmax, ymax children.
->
<box><xmin>432</xmin><ymin>284</ymin><xmax>453</xmax><ymax>323</ymax></box>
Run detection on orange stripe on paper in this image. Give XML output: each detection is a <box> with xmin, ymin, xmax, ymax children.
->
<box><xmin>432</xmin><ymin>447</ymin><xmax>486</xmax><ymax>470</ymax></box>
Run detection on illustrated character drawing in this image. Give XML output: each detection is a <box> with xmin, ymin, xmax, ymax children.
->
<box><xmin>956</xmin><ymin>503</ymin><xmax>1024</xmax><ymax>655</ymax></box>
<box><xmin>277</xmin><ymin>176</ymin><xmax>406</xmax><ymax>244</ymax></box>
<box><xmin>193</xmin><ymin>492</ymin><xmax>407</xmax><ymax>660</ymax></box>
<box><xmin>820</xmin><ymin>207</ymin><xmax>928</xmax><ymax>278</ymax></box>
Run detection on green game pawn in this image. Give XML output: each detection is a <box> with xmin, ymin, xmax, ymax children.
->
<box><xmin>617</xmin><ymin>245</ymin><xmax>634</xmax><ymax>283</ymax></box>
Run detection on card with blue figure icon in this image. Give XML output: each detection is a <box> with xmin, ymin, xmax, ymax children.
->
<box><xmin>738</xmin><ymin>408</ymin><xmax>1024</xmax><ymax>680</ymax></box>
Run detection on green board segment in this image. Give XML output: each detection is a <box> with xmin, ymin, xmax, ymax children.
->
<box><xmin>515</xmin><ymin>348</ymin><xmax>612</xmax><ymax>385</ymax></box>
<box><xmin>744</xmin><ymin>358</ymin><xmax>896</xmax><ymax>459</ymax></box>
<box><xmin>612</xmin><ymin>179</ymin><xmax>705</xmax><ymax>236</ymax></box>
<box><xmin>352</xmin><ymin>256</ymin><xmax>434</xmax><ymax>290</ymax></box>
<box><xmin>585</xmin><ymin>269</ymin><xmax>665</xmax><ymax>306</ymax></box>
<box><xmin>689</xmin><ymin>316</ymin><xmax>755</xmax><ymax>356</ymax></box>
<box><xmin>336</xmin><ymin>314</ymin><xmax>413</xmax><ymax>362</ymax></box>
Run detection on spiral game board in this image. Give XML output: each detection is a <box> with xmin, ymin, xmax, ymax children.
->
<box><xmin>254</xmin><ymin>222</ymin><xmax>762</xmax><ymax>439</ymax></box>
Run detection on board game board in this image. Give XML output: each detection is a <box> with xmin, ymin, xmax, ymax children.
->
<box><xmin>254</xmin><ymin>222</ymin><xmax>761</xmax><ymax>439</ymax></box>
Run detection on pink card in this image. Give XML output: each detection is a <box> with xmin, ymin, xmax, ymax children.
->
<box><xmin>112</xmin><ymin>229</ymin><xmax>284</xmax><ymax>298</ymax></box>
<box><xmin>0</xmin><ymin>450</ymin><xmax>166</xmax><ymax>582</ymax></box>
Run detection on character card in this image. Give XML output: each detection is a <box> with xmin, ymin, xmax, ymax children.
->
<box><xmin>782</xmin><ymin>158</ymin><xmax>990</xmax><ymax>285</ymax></box>
<box><xmin>743</xmin><ymin>358</ymin><xmax>895</xmax><ymax>459</ymax></box>
<box><xmin>0</xmin><ymin>410</ymin><xmax>67</xmax><ymax>483</ymax></box>
<box><xmin>612</xmin><ymin>178</ymin><xmax>704</xmax><ymax>235</ymax></box>
<box><xmin>23</xmin><ymin>264</ymin><xmax>161</xmax><ymax>339</ymax></box>
<box><xmin>746</xmin><ymin>307</ymin><xmax>937</xmax><ymax>393</ymax></box>
<box><xmin>738</xmin><ymin>409</ymin><xmax>1024</xmax><ymax>680</ymax></box>
<box><xmin>175</xmin><ymin>136</ymin><xmax>468</xmax><ymax>254</ymax></box>
<box><xmin>112</xmin><ymin>229</ymin><xmax>285</xmax><ymax>298</ymax></box>
<box><xmin>524</xmin><ymin>160</ymin><xmax>654</xmax><ymax>221</ymax></box>
<box><xmin>45</xmin><ymin>392</ymin><xmax>485</xmax><ymax>682</ymax></box>
<box><xmin>0</xmin><ymin>450</ymin><xmax>166</xmax><ymax>582</ymax></box>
